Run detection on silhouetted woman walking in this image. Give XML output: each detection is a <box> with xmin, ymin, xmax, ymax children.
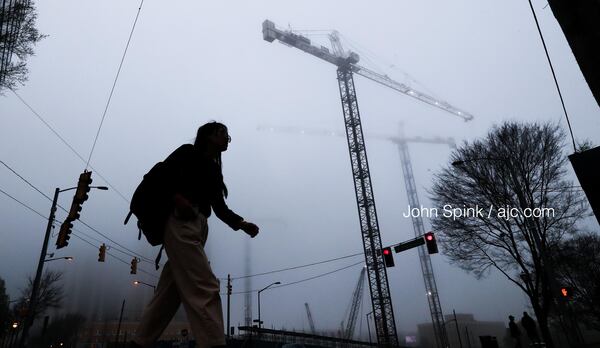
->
<box><xmin>133</xmin><ymin>122</ymin><xmax>259</xmax><ymax>348</ymax></box>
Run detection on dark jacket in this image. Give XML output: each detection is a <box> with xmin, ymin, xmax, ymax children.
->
<box><xmin>509</xmin><ymin>321</ymin><xmax>521</xmax><ymax>338</ymax></box>
<box><xmin>164</xmin><ymin>144</ymin><xmax>243</xmax><ymax>230</ymax></box>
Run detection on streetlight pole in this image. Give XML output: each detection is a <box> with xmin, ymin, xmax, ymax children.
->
<box><xmin>19</xmin><ymin>185</ymin><xmax>107</xmax><ymax>348</ymax></box>
<box><xmin>257</xmin><ymin>282</ymin><xmax>280</xmax><ymax>329</ymax></box>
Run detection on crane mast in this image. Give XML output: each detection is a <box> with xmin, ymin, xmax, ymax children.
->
<box><xmin>345</xmin><ymin>267</ymin><xmax>367</xmax><ymax>340</ymax></box>
<box><xmin>395</xmin><ymin>132</ymin><xmax>450</xmax><ymax>348</ymax></box>
<box><xmin>258</xmin><ymin>124</ymin><xmax>453</xmax><ymax>348</ymax></box>
<box><xmin>304</xmin><ymin>303</ymin><xmax>316</xmax><ymax>335</ymax></box>
<box><xmin>244</xmin><ymin>240</ymin><xmax>252</xmax><ymax>327</ymax></box>
<box><xmin>263</xmin><ymin>19</ymin><xmax>473</xmax><ymax>347</ymax></box>
<box><xmin>264</xmin><ymin>19</ymin><xmax>398</xmax><ymax>346</ymax></box>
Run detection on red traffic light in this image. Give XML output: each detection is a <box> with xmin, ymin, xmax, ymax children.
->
<box><xmin>382</xmin><ymin>247</ymin><xmax>394</xmax><ymax>267</ymax></box>
<box><xmin>560</xmin><ymin>286</ymin><xmax>573</xmax><ymax>299</ymax></box>
<box><xmin>424</xmin><ymin>232</ymin><xmax>438</xmax><ymax>254</ymax></box>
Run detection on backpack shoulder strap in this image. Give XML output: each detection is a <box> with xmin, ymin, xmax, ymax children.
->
<box><xmin>155</xmin><ymin>245</ymin><xmax>164</xmax><ymax>270</ymax></box>
<box><xmin>124</xmin><ymin>211</ymin><xmax>133</xmax><ymax>225</ymax></box>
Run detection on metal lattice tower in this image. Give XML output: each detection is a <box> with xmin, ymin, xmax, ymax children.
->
<box><xmin>396</xmin><ymin>136</ymin><xmax>449</xmax><ymax>348</ymax></box>
<box><xmin>258</xmin><ymin>123</ymin><xmax>453</xmax><ymax>348</ymax></box>
<box><xmin>304</xmin><ymin>303</ymin><xmax>316</xmax><ymax>334</ymax></box>
<box><xmin>244</xmin><ymin>239</ymin><xmax>252</xmax><ymax>327</ymax></box>
<box><xmin>263</xmin><ymin>19</ymin><xmax>474</xmax><ymax>346</ymax></box>
<box><xmin>337</xmin><ymin>65</ymin><xmax>398</xmax><ymax>346</ymax></box>
<box><xmin>345</xmin><ymin>267</ymin><xmax>367</xmax><ymax>340</ymax></box>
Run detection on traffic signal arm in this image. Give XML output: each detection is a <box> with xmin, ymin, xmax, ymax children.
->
<box><xmin>394</xmin><ymin>237</ymin><xmax>425</xmax><ymax>253</ymax></box>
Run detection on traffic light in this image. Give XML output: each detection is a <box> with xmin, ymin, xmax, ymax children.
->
<box><xmin>74</xmin><ymin>171</ymin><xmax>92</xmax><ymax>203</ymax></box>
<box><xmin>382</xmin><ymin>247</ymin><xmax>395</xmax><ymax>267</ymax></box>
<box><xmin>130</xmin><ymin>258</ymin><xmax>138</xmax><ymax>274</ymax></box>
<box><xmin>67</xmin><ymin>199</ymin><xmax>83</xmax><ymax>221</ymax></box>
<box><xmin>560</xmin><ymin>286</ymin><xmax>573</xmax><ymax>299</ymax></box>
<box><xmin>227</xmin><ymin>283</ymin><xmax>232</xmax><ymax>295</ymax></box>
<box><xmin>424</xmin><ymin>232</ymin><xmax>438</xmax><ymax>254</ymax></box>
<box><xmin>98</xmin><ymin>244</ymin><xmax>106</xmax><ymax>262</ymax></box>
<box><xmin>56</xmin><ymin>220</ymin><xmax>73</xmax><ymax>249</ymax></box>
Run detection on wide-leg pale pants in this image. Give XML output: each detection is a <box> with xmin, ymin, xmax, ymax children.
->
<box><xmin>134</xmin><ymin>211</ymin><xmax>225</xmax><ymax>348</ymax></box>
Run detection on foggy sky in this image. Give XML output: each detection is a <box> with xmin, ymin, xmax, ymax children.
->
<box><xmin>1</xmin><ymin>0</ymin><xmax>599</xmax><ymax>341</ymax></box>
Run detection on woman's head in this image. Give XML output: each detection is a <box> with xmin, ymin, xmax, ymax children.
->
<box><xmin>194</xmin><ymin>121</ymin><xmax>230</xmax><ymax>151</ymax></box>
<box><xmin>194</xmin><ymin>121</ymin><xmax>230</xmax><ymax>197</ymax></box>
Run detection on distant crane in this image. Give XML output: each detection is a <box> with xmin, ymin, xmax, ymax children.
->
<box><xmin>343</xmin><ymin>266</ymin><xmax>367</xmax><ymax>340</ymax></box>
<box><xmin>244</xmin><ymin>240</ymin><xmax>252</xmax><ymax>327</ymax></box>
<box><xmin>263</xmin><ymin>19</ymin><xmax>472</xmax><ymax>346</ymax></box>
<box><xmin>258</xmin><ymin>124</ymin><xmax>453</xmax><ymax>348</ymax></box>
<box><xmin>304</xmin><ymin>303</ymin><xmax>316</xmax><ymax>335</ymax></box>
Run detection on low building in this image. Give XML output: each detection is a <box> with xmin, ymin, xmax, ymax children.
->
<box><xmin>418</xmin><ymin>313</ymin><xmax>507</xmax><ymax>348</ymax></box>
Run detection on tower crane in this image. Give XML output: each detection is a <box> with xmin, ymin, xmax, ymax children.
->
<box><xmin>343</xmin><ymin>266</ymin><xmax>367</xmax><ymax>340</ymax></box>
<box><xmin>244</xmin><ymin>240</ymin><xmax>252</xmax><ymax>328</ymax></box>
<box><xmin>258</xmin><ymin>124</ymin><xmax>452</xmax><ymax>348</ymax></box>
<box><xmin>304</xmin><ymin>303</ymin><xmax>316</xmax><ymax>335</ymax></box>
<box><xmin>263</xmin><ymin>19</ymin><xmax>473</xmax><ymax>346</ymax></box>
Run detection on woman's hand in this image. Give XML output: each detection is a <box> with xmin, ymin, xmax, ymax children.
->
<box><xmin>240</xmin><ymin>221</ymin><xmax>259</xmax><ymax>238</ymax></box>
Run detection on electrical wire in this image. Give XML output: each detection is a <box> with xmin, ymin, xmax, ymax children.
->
<box><xmin>527</xmin><ymin>0</ymin><xmax>577</xmax><ymax>152</ymax></box>
<box><xmin>86</xmin><ymin>0</ymin><xmax>145</xmax><ymax>169</ymax></box>
<box><xmin>1</xmin><ymin>160</ymin><xmax>53</xmax><ymax>201</ymax></box>
<box><xmin>9</xmin><ymin>89</ymin><xmax>131</xmax><ymax>204</ymax></box>
<box><xmin>230</xmin><ymin>261</ymin><xmax>364</xmax><ymax>294</ymax></box>
<box><xmin>0</xmin><ymin>186</ymin><xmax>47</xmax><ymax>219</ymax></box>
<box><xmin>2</xmin><ymin>187</ymin><xmax>365</xmax><ymax>290</ymax></box>
<box><xmin>0</xmin><ymin>162</ymin><xmax>154</xmax><ymax>264</ymax></box>
<box><xmin>71</xmin><ymin>232</ymin><xmax>158</xmax><ymax>279</ymax></box>
<box><xmin>0</xmin><ymin>186</ymin><xmax>157</xmax><ymax>278</ymax></box>
<box><xmin>230</xmin><ymin>252</ymin><xmax>363</xmax><ymax>280</ymax></box>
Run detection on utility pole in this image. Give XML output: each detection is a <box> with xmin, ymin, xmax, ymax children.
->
<box><xmin>453</xmin><ymin>310</ymin><xmax>463</xmax><ymax>348</ymax></box>
<box><xmin>115</xmin><ymin>299</ymin><xmax>125</xmax><ymax>346</ymax></box>
<box><xmin>19</xmin><ymin>180</ymin><xmax>106</xmax><ymax>348</ymax></box>
<box><xmin>226</xmin><ymin>274</ymin><xmax>231</xmax><ymax>338</ymax></box>
<box><xmin>19</xmin><ymin>188</ymin><xmax>58</xmax><ymax>348</ymax></box>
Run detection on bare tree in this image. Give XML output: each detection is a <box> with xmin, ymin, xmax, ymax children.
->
<box><xmin>554</xmin><ymin>232</ymin><xmax>600</xmax><ymax>330</ymax></box>
<box><xmin>16</xmin><ymin>270</ymin><xmax>64</xmax><ymax>322</ymax></box>
<box><xmin>0</xmin><ymin>0</ymin><xmax>45</xmax><ymax>92</ymax></box>
<box><xmin>430</xmin><ymin>121</ymin><xmax>587</xmax><ymax>348</ymax></box>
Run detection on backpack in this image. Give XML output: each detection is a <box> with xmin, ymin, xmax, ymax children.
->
<box><xmin>124</xmin><ymin>161</ymin><xmax>175</xmax><ymax>269</ymax></box>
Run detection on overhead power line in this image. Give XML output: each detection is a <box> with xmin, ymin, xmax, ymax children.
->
<box><xmin>9</xmin><ymin>89</ymin><xmax>131</xmax><ymax>204</ymax></box>
<box><xmin>86</xmin><ymin>0</ymin><xmax>145</xmax><ymax>168</ymax></box>
<box><xmin>527</xmin><ymin>0</ymin><xmax>576</xmax><ymax>152</ymax></box>
<box><xmin>230</xmin><ymin>261</ymin><xmax>364</xmax><ymax>295</ymax></box>
<box><xmin>231</xmin><ymin>252</ymin><xmax>363</xmax><ymax>280</ymax></box>
<box><xmin>0</xmin><ymin>186</ymin><xmax>47</xmax><ymax>220</ymax></box>
<box><xmin>0</xmin><ymin>186</ymin><xmax>157</xmax><ymax>278</ymax></box>
<box><xmin>0</xmin><ymin>162</ymin><xmax>154</xmax><ymax>264</ymax></box>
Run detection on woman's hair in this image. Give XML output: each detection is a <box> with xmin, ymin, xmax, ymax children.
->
<box><xmin>194</xmin><ymin>121</ymin><xmax>229</xmax><ymax>198</ymax></box>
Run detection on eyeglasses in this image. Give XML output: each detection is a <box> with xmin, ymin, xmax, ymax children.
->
<box><xmin>227</xmin><ymin>135</ymin><xmax>231</xmax><ymax>143</ymax></box>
